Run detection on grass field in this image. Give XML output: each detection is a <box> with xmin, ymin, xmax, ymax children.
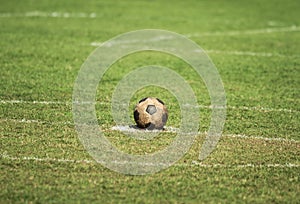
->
<box><xmin>1</xmin><ymin>0</ymin><xmax>299</xmax><ymax>203</ymax></box>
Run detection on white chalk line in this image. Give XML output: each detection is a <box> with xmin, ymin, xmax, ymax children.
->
<box><xmin>224</xmin><ymin>134</ymin><xmax>299</xmax><ymax>143</ymax></box>
<box><xmin>226</xmin><ymin>105</ymin><xmax>299</xmax><ymax>113</ymax></box>
<box><xmin>0</xmin><ymin>11</ymin><xmax>97</xmax><ymax>18</ymax></box>
<box><xmin>0</xmin><ymin>152</ymin><xmax>93</xmax><ymax>164</ymax></box>
<box><xmin>0</xmin><ymin>118</ymin><xmax>299</xmax><ymax>143</ymax></box>
<box><xmin>91</xmin><ymin>42</ymin><xmax>295</xmax><ymax>58</ymax></box>
<box><xmin>2</xmin><ymin>11</ymin><xmax>299</xmax><ymax>58</ymax></box>
<box><xmin>0</xmin><ymin>99</ymin><xmax>298</xmax><ymax>113</ymax></box>
<box><xmin>206</xmin><ymin>50</ymin><xmax>292</xmax><ymax>58</ymax></box>
<box><xmin>89</xmin><ymin>26</ymin><xmax>300</xmax><ymax>58</ymax></box>
<box><xmin>1</xmin><ymin>11</ymin><xmax>299</xmax><ymax>37</ymax></box>
<box><xmin>0</xmin><ymin>118</ymin><xmax>73</xmax><ymax>126</ymax></box>
<box><xmin>0</xmin><ymin>152</ymin><xmax>299</xmax><ymax>168</ymax></box>
<box><xmin>0</xmin><ymin>100</ymin><xmax>67</xmax><ymax>105</ymax></box>
<box><xmin>111</xmin><ymin>125</ymin><xmax>299</xmax><ymax>143</ymax></box>
<box><xmin>187</xmin><ymin>25</ymin><xmax>300</xmax><ymax>37</ymax></box>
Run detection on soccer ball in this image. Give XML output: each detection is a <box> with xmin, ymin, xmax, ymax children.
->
<box><xmin>134</xmin><ymin>97</ymin><xmax>168</xmax><ymax>130</ymax></box>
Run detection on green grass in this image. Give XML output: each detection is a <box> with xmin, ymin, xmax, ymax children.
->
<box><xmin>0</xmin><ymin>0</ymin><xmax>299</xmax><ymax>203</ymax></box>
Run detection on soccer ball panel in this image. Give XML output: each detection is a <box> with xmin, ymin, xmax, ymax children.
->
<box><xmin>134</xmin><ymin>97</ymin><xmax>168</xmax><ymax>129</ymax></box>
<box><xmin>146</xmin><ymin>105</ymin><xmax>157</xmax><ymax>115</ymax></box>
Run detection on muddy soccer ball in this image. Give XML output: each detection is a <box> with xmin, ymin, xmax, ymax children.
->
<box><xmin>133</xmin><ymin>97</ymin><xmax>168</xmax><ymax>130</ymax></box>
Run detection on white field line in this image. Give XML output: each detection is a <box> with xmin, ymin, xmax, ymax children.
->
<box><xmin>206</xmin><ymin>50</ymin><xmax>290</xmax><ymax>58</ymax></box>
<box><xmin>1</xmin><ymin>11</ymin><xmax>298</xmax><ymax>37</ymax></box>
<box><xmin>0</xmin><ymin>152</ymin><xmax>299</xmax><ymax>168</ymax></box>
<box><xmin>0</xmin><ymin>152</ymin><xmax>93</xmax><ymax>164</ymax></box>
<box><xmin>0</xmin><ymin>99</ymin><xmax>298</xmax><ymax>113</ymax></box>
<box><xmin>224</xmin><ymin>105</ymin><xmax>299</xmax><ymax>113</ymax></box>
<box><xmin>90</xmin><ymin>25</ymin><xmax>300</xmax><ymax>58</ymax></box>
<box><xmin>91</xmin><ymin>42</ymin><xmax>292</xmax><ymax>58</ymax></box>
<box><xmin>0</xmin><ymin>117</ymin><xmax>299</xmax><ymax>144</ymax></box>
<box><xmin>224</xmin><ymin>134</ymin><xmax>299</xmax><ymax>143</ymax></box>
<box><xmin>111</xmin><ymin>125</ymin><xmax>299</xmax><ymax>143</ymax></box>
<box><xmin>0</xmin><ymin>11</ymin><xmax>97</xmax><ymax>18</ymax></box>
<box><xmin>0</xmin><ymin>118</ymin><xmax>73</xmax><ymax>125</ymax></box>
<box><xmin>0</xmin><ymin>100</ymin><xmax>67</xmax><ymax>105</ymax></box>
<box><xmin>187</xmin><ymin>25</ymin><xmax>300</xmax><ymax>37</ymax></box>
<box><xmin>2</xmin><ymin>11</ymin><xmax>300</xmax><ymax>58</ymax></box>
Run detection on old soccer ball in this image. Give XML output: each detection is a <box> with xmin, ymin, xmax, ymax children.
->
<box><xmin>133</xmin><ymin>97</ymin><xmax>168</xmax><ymax>130</ymax></box>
